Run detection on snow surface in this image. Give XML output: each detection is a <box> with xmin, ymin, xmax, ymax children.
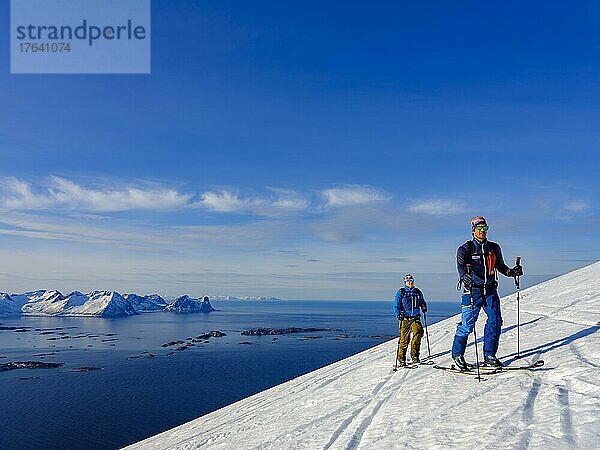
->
<box><xmin>127</xmin><ymin>262</ymin><xmax>600</xmax><ymax>449</ymax></box>
<box><xmin>20</xmin><ymin>289</ymin><xmax>64</xmax><ymax>315</ymax></box>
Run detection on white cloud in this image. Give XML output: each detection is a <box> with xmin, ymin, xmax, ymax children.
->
<box><xmin>565</xmin><ymin>200</ymin><xmax>590</xmax><ymax>212</ymax></box>
<box><xmin>2</xmin><ymin>177</ymin><xmax>395</xmax><ymax>219</ymax></box>
<box><xmin>268</xmin><ymin>188</ymin><xmax>310</xmax><ymax>211</ymax></box>
<box><xmin>196</xmin><ymin>188</ymin><xmax>309</xmax><ymax>215</ymax></box>
<box><xmin>321</xmin><ymin>185</ymin><xmax>391</xmax><ymax>208</ymax></box>
<box><xmin>0</xmin><ymin>177</ymin><xmax>55</xmax><ymax>210</ymax></box>
<box><xmin>196</xmin><ymin>190</ymin><xmax>264</xmax><ymax>213</ymax></box>
<box><xmin>0</xmin><ymin>176</ymin><xmax>192</xmax><ymax>212</ymax></box>
<box><xmin>409</xmin><ymin>199</ymin><xmax>465</xmax><ymax>215</ymax></box>
<box><xmin>48</xmin><ymin>176</ymin><xmax>191</xmax><ymax>211</ymax></box>
<box><xmin>0</xmin><ymin>212</ymin><xmax>169</xmax><ymax>248</ymax></box>
<box><xmin>272</xmin><ymin>197</ymin><xmax>309</xmax><ymax>209</ymax></box>
<box><xmin>0</xmin><ymin>210</ymin><xmax>295</xmax><ymax>253</ymax></box>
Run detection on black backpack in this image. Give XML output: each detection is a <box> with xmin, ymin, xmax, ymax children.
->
<box><xmin>464</xmin><ymin>240</ymin><xmax>478</xmax><ymax>263</ymax></box>
<box><xmin>399</xmin><ymin>287</ymin><xmax>422</xmax><ymax>304</ymax></box>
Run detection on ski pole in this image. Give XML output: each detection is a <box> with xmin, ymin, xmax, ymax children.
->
<box><xmin>466</xmin><ymin>264</ymin><xmax>482</xmax><ymax>382</ymax></box>
<box><xmin>423</xmin><ymin>311</ymin><xmax>431</xmax><ymax>358</ymax></box>
<box><xmin>393</xmin><ymin>319</ymin><xmax>402</xmax><ymax>371</ymax></box>
<box><xmin>515</xmin><ymin>256</ymin><xmax>522</xmax><ymax>359</ymax></box>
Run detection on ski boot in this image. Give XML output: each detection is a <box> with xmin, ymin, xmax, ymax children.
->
<box><xmin>452</xmin><ymin>354</ymin><xmax>469</xmax><ymax>371</ymax></box>
<box><xmin>411</xmin><ymin>356</ymin><xmax>420</xmax><ymax>364</ymax></box>
<box><xmin>484</xmin><ymin>355</ymin><xmax>503</xmax><ymax>368</ymax></box>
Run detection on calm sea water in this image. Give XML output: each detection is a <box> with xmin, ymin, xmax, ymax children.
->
<box><xmin>0</xmin><ymin>300</ymin><xmax>457</xmax><ymax>449</ymax></box>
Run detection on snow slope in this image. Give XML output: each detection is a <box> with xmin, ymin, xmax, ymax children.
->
<box><xmin>127</xmin><ymin>261</ymin><xmax>600</xmax><ymax>449</ymax></box>
<box><xmin>70</xmin><ymin>290</ymin><xmax>138</xmax><ymax>317</ymax></box>
<box><xmin>20</xmin><ymin>289</ymin><xmax>64</xmax><ymax>315</ymax></box>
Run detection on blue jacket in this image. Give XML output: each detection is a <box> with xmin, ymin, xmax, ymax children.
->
<box><xmin>457</xmin><ymin>238</ymin><xmax>511</xmax><ymax>288</ymax></box>
<box><xmin>393</xmin><ymin>286</ymin><xmax>427</xmax><ymax>319</ymax></box>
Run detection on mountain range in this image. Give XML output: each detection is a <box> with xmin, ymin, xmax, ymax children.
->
<box><xmin>0</xmin><ymin>290</ymin><xmax>215</xmax><ymax>317</ymax></box>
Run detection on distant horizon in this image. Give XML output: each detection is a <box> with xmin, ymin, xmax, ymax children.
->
<box><xmin>0</xmin><ymin>268</ymin><xmax>580</xmax><ymax>302</ymax></box>
<box><xmin>2</xmin><ymin>267</ymin><xmax>574</xmax><ymax>303</ymax></box>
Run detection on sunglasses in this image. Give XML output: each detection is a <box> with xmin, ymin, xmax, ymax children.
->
<box><xmin>474</xmin><ymin>225</ymin><xmax>489</xmax><ymax>231</ymax></box>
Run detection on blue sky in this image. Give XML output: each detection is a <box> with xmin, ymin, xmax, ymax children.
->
<box><xmin>1</xmin><ymin>1</ymin><xmax>599</xmax><ymax>300</ymax></box>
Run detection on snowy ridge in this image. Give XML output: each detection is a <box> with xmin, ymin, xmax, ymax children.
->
<box><xmin>74</xmin><ymin>291</ymin><xmax>138</xmax><ymax>317</ymax></box>
<box><xmin>0</xmin><ymin>291</ymin><xmax>213</xmax><ymax>317</ymax></box>
<box><xmin>165</xmin><ymin>295</ymin><xmax>216</xmax><ymax>313</ymax></box>
<box><xmin>20</xmin><ymin>289</ymin><xmax>64</xmax><ymax>315</ymax></box>
<box><xmin>123</xmin><ymin>293</ymin><xmax>168</xmax><ymax>312</ymax></box>
<box><xmin>127</xmin><ymin>262</ymin><xmax>600</xmax><ymax>449</ymax></box>
<box><xmin>14</xmin><ymin>290</ymin><xmax>139</xmax><ymax>317</ymax></box>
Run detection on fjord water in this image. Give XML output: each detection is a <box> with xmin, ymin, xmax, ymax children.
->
<box><xmin>0</xmin><ymin>300</ymin><xmax>456</xmax><ymax>449</ymax></box>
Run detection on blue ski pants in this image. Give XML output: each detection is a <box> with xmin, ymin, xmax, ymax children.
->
<box><xmin>451</xmin><ymin>287</ymin><xmax>503</xmax><ymax>357</ymax></box>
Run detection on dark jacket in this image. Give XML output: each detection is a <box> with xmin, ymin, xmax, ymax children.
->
<box><xmin>393</xmin><ymin>286</ymin><xmax>427</xmax><ymax>318</ymax></box>
<box><xmin>457</xmin><ymin>238</ymin><xmax>511</xmax><ymax>288</ymax></box>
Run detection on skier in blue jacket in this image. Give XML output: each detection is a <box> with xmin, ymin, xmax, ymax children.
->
<box><xmin>451</xmin><ymin>216</ymin><xmax>523</xmax><ymax>370</ymax></box>
<box><xmin>393</xmin><ymin>274</ymin><xmax>427</xmax><ymax>365</ymax></box>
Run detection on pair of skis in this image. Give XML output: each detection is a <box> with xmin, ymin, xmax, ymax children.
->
<box><xmin>432</xmin><ymin>359</ymin><xmax>545</xmax><ymax>376</ymax></box>
<box><xmin>393</xmin><ymin>359</ymin><xmax>544</xmax><ymax>375</ymax></box>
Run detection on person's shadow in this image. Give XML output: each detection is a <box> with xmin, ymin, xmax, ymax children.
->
<box><xmin>501</xmin><ymin>321</ymin><xmax>600</xmax><ymax>366</ymax></box>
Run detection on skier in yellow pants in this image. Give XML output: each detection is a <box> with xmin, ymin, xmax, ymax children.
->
<box><xmin>393</xmin><ymin>274</ymin><xmax>428</xmax><ymax>366</ymax></box>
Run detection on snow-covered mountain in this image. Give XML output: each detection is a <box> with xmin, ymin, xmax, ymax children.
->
<box><xmin>70</xmin><ymin>290</ymin><xmax>139</xmax><ymax>317</ymax></box>
<box><xmin>20</xmin><ymin>289</ymin><xmax>64</xmax><ymax>315</ymax></box>
<box><xmin>0</xmin><ymin>290</ymin><xmax>276</xmax><ymax>317</ymax></box>
<box><xmin>24</xmin><ymin>290</ymin><xmax>138</xmax><ymax>317</ymax></box>
<box><xmin>1</xmin><ymin>290</ymin><xmax>277</xmax><ymax>316</ymax></box>
<box><xmin>63</xmin><ymin>291</ymin><xmax>89</xmax><ymax>310</ymax></box>
<box><xmin>7</xmin><ymin>292</ymin><xmax>31</xmax><ymax>309</ymax></box>
<box><xmin>0</xmin><ymin>293</ymin><xmax>20</xmax><ymax>316</ymax></box>
<box><xmin>127</xmin><ymin>261</ymin><xmax>600</xmax><ymax>449</ymax></box>
<box><xmin>2</xmin><ymin>290</ymin><xmax>139</xmax><ymax>317</ymax></box>
<box><xmin>123</xmin><ymin>293</ymin><xmax>167</xmax><ymax>312</ymax></box>
<box><xmin>165</xmin><ymin>295</ymin><xmax>216</xmax><ymax>313</ymax></box>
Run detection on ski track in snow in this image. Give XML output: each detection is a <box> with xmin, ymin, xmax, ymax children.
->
<box><xmin>126</xmin><ymin>262</ymin><xmax>600</xmax><ymax>450</ymax></box>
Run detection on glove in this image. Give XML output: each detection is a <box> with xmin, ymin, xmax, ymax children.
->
<box><xmin>462</xmin><ymin>273</ymin><xmax>472</xmax><ymax>290</ymax></box>
<box><xmin>507</xmin><ymin>265</ymin><xmax>523</xmax><ymax>277</ymax></box>
<box><xmin>421</xmin><ymin>304</ymin><xmax>427</xmax><ymax>313</ymax></box>
<box><xmin>397</xmin><ymin>313</ymin><xmax>406</xmax><ymax>320</ymax></box>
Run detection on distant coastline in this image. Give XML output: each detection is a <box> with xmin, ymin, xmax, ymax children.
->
<box><xmin>0</xmin><ymin>290</ymin><xmax>278</xmax><ymax>318</ymax></box>
<box><xmin>211</xmin><ymin>295</ymin><xmax>281</xmax><ymax>301</ymax></box>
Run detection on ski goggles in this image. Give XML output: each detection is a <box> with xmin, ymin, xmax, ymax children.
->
<box><xmin>473</xmin><ymin>225</ymin><xmax>489</xmax><ymax>231</ymax></box>
<box><xmin>404</xmin><ymin>277</ymin><xmax>414</xmax><ymax>283</ymax></box>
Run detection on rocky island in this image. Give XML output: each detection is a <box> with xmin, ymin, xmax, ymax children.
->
<box><xmin>241</xmin><ymin>327</ymin><xmax>330</xmax><ymax>336</ymax></box>
<box><xmin>0</xmin><ymin>361</ymin><xmax>64</xmax><ymax>372</ymax></box>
